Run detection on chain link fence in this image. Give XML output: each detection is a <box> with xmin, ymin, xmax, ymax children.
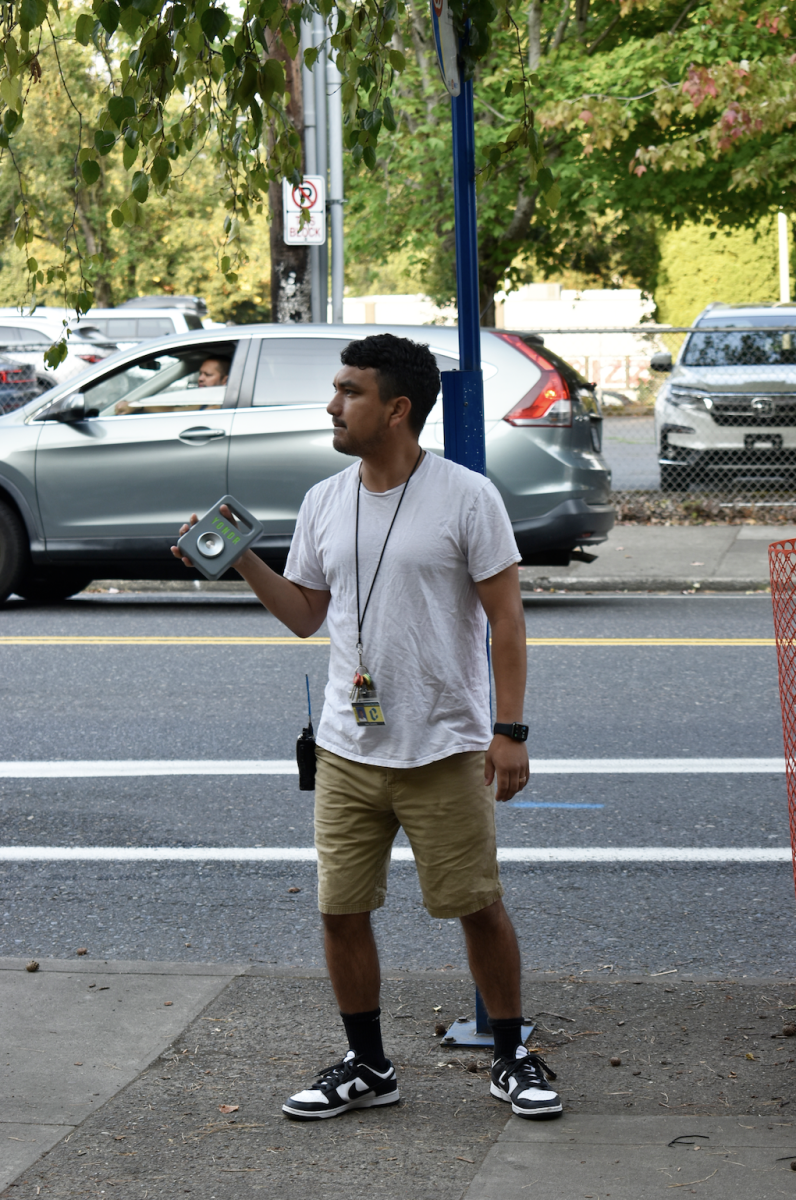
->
<box><xmin>536</xmin><ymin>322</ymin><xmax>796</xmax><ymax>524</ymax></box>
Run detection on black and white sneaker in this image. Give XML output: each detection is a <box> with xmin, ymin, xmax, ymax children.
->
<box><xmin>490</xmin><ymin>1046</ymin><xmax>562</xmax><ymax>1118</ymax></box>
<box><xmin>282</xmin><ymin>1050</ymin><xmax>400</xmax><ymax>1120</ymax></box>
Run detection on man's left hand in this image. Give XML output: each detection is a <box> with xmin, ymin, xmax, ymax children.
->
<box><xmin>485</xmin><ymin>736</ymin><xmax>530</xmax><ymax>802</ymax></box>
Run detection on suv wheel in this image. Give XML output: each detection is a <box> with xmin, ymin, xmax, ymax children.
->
<box><xmin>16</xmin><ymin>570</ymin><xmax>93</xmax><ymax>603</ymax></box>
<box><xmin>0</xmin><ymin>500</ymin><xmax>28</xmax><ymax>603</ymax></box>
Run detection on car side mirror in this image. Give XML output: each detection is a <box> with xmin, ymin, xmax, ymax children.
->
<box><xmin>650</xmin><ymin>350</ymin><xmax>673</xmax><ymax>373</ymax></box>
<box><xmin>39</xmin><ymin>393</ymin><xmax>96</xmax><ymax>423</ymax></box>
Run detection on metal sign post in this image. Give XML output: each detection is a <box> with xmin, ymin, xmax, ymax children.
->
<box><xmin>431</xmin><ymin>0</ymin><xmax>532</xmax><ymax>1051</ymax></box>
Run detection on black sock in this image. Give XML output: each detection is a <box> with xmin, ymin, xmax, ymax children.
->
<box><xmin>489</xmin><ymin>1016</ymin><xmax>524</xmax><ymax>1062</ymax></box>
<box><xmin>340</xmin><ymin>1008</ymin><xmax>389</xmax><ymax>1071</ymax></box>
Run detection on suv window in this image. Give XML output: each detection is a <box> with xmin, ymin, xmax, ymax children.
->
<box><xmin>253</xmin><ymin>338</ymin><xmax>457</xmax><ymax>407</ymax></box>
<box><xmin>253</xmin><ymin>338</ymin><xmax>350</xmax><ymax>405</ymax></box>
<box><xmin>75</xmin><ymin>346</ymin><xmax>234</xmax><ymax>416</ymax></box>
<box><xmin>685</xmin><ymin>322</ymin><xmax>796</xmax><ymax>367</ymax></box>
<box><xmin>0</xmin><ymin>326</ymin><xmax>20</xmax><ymax>342</ymax></box>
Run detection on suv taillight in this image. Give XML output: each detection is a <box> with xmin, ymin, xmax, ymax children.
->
<box><xmin>495</xmin><ymin>331</ymin><xmax>572</xmax><ymax>427</ymax></box>
<box><xmin>0</xmin><ymin>367</ymin><xmax>35</xmax><ymax>385</ymax></box>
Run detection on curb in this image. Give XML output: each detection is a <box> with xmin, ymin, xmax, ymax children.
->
<box><xmin>521</xmin><ymin>577</ymin><xmax>771</xmax><ymax>594</ymax></box>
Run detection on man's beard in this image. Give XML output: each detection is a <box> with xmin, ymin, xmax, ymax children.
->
<box><xmin>332</xmin><ymin>423</ymin><xmax>388</xmax><ymax>458</ymax></box>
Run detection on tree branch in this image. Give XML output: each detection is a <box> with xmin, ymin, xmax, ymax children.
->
<box><xmin>587</xmin><ymin>12</ymin><xmax>620</xmax><ymax>54</ymax></box>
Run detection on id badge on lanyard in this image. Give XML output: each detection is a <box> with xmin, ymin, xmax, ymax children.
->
<box><xmin>349</xmin><ymin>664</ymin><xmax>385</xmax><ymax>726</ymax></box>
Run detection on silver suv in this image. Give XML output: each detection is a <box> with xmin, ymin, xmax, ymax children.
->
<box><xmin>654</xmin><ymin>303</ymin><xmax>796</xmax><ymax>489</ymax></box>
<box><xmin>0</xmin><ymin>324</ymin><xmax>613</xmax><ymax>602</ymax></box>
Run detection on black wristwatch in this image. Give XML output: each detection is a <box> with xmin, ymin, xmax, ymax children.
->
<box><xmin>493</xmin><ymin>722</ymin><xmax>529</xmax><ymax>743</ymax></box>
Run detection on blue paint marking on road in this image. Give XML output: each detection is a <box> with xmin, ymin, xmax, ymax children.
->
<box><xmin>510</xmin><ymin>802</ymin><xmax>605</xmax><ymax>810</ymax></box>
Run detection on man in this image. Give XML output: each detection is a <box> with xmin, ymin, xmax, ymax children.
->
<box><xmin>172</xmin><ymin>333</ymin><xmax>561</xmax><ymax>1123</ymax></box>
<box><xmin>115</xmin><ymin>354</ymin><xmax>229</xmax><ymax>414</ymax></box>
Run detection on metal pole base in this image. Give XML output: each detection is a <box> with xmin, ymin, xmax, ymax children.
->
<box><xmin>440</xmin><ymin>1018</ymin><xmax>535</xmax><ymax>1049</ymax></box>
<box><xmin>440</xmin><ymin>987</ymin><xmax>534</xmax><ymax>1048</ymax></box>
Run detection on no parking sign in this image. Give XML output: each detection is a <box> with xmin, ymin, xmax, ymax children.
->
<box><xmin>282</xmin><ymin>175</ymin><xmax>326</xmax><ymax>246</ymax></box>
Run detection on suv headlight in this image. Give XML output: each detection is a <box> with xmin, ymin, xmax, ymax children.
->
<box><xmin>669</xmin><ymin>386</ymin><xmax>709</xmax><ymax>408</ymax></box>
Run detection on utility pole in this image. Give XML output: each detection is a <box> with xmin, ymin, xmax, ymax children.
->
<box><xmin>300</xmin><ymin>19</ymin><xmax>322</xmax><ymax>323</ymax></box>
<box><xmin>312</xmin><ymin>12</ymin><xmax>329</xmax><ymax>321</ymax></box>
<box><xmin>327</xmin><ymin>16</ymin><xmax>345</xmax><ymax>324</ymax></box>
<box><xmin>779</xmin><ymin>211</ymin><xmax>791</xmax><ymax>304</ymax></box>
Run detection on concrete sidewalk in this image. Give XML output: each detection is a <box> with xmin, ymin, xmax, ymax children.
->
<box><xmin>85</xmin><ymin>525</ymin><xmax>796</xmax><ymax>600</ymax></box>
<box><xmin>4</xmin><ymin>959</ymin><xmax>796</xmax><ymax>1198</ymax></box>
<box><xmin>520</xmin><ymin>524</ymin><xmax>796</xmax><ymax>593</ymax></box>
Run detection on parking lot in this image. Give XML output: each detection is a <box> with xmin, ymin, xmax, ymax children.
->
<box><xmin>1</xmin><ymin>589</ymin><xmax>792</xmax><ymax>979</ymax></box>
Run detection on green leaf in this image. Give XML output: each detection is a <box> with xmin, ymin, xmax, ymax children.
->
<box><xmin>81</xmin><ymin>159</ymin><xmax>101</xmax><ymax>185</ymax></box>
<box><xmin>221</xmin><ymin>44</ymin><xmax>236</xmax><ymax>71</ymax></box>
<box><xmin>150</xmin><ymin>154</ymin><xmax>170</xmax><ymax>185</ymax></box>
<box><xmin>220</xmin><ymin>255</ymin><xmax>230</xmax><ymax>272</ymax></box>
<box><xmin>44</xmin><ymin>340</ymin><xmax>68</xmax><ymax>370</ymax></box>
<box><xmin>383</xmin><ymin>97</ymin><xmax>396</xmax><ymax>132</ymax></box>
<box><xmin>200</xmin><ymin>6</ymin><xmax>230</xmax><ymax>41</ymax></box>
<box><xmin>26</xmin><ymin>256</ymin><xmax>37</xmax><ymax>272</ymax></box>
<box><xmin>18</xmin><ymin>0</ymin><xmax>47</xmax><ymax>33</ymax></box>
<box><xmin>130</xmin><ymin>169</ymin><xmax>149</xmax><ymax>201</ymax></box>
<box><xmin>303</xmin><ymin>45</ymin><xmax>318</xmax><ymax>70</ymax></box>
<box><xmin>97</xmin><ymin>1</ymin><xmax>119</xmax><ymax>33</ymax></box>
<box><xmin>260</xmin><ymin>57</ymin><xmax>284</xmax><ymax>102</ymax></box>
<box><xmin>75</xmin><ymin>12</ymin><xmax>94</xmax><ymax>43</ymax></box>
<box><xmin>3</xmin><ymin>110</ymin><xmax>19</xmax><ymax>133</ymax></box>
<box><xmin>111</xmin><ymin>208</ymin><xmax>125</xmax><ymax>227</ymax></box>
<box><xmin>107</xmin><ymin>95</ymin><xmax>135</xmax><ymax>127</ymax></box>
<box><xmin>122</xmin><ymin>139</ymin><xmax>138</xmax><ymax>170</ymax></box>
<box><xmin>543</xmin><ymin>182</ymin><xmax>561</xmax><ymax>211</ymax></box>
<box><xmin>504</xmin><ymin>80</ymin><xmax>513</xmax><ymax>97</ymax></box>
<box><xmin>363</xmin><ymin>145</ymin><xmax>377</xmax><ymax>170</ymax></box>
<box><xmin>94</xmin><ymin>129</ymin><xmax>116</xmax><ymax>156</ymax></box>
<box><xmin>235</xmin><ymin>60</ymin><xmax>258</xmax><ymax>106</ymax></box>
<box><xmin>388</xmin><ymin>49</ymin><xmax>405</xmax><ymax>72</ymax></box>
<box><xmin>118</xmin><ymin>6</ymin><xmax>140</xmax><ymax>35</ymax></box>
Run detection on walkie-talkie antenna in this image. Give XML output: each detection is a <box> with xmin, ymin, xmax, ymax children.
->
<box><xmin>305</xmin><ymin>674</ymin><xmax>312</xmax><ymax>728</ymax></box>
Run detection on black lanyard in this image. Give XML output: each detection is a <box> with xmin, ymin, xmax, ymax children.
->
<box><xmin>355</xmin><ymin>449</ymin><xmax>423</xmax><ymax>655</ymax></box>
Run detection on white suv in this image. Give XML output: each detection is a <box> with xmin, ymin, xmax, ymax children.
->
<box><xmin>654</xmin><ymin>303</ymin><xmax>796</xmax><ymax>490</ymax></box>
<box><xmin>70</xmin><ymin>301</ymin><xmax>206</xmax><ymax>349</ymax></box>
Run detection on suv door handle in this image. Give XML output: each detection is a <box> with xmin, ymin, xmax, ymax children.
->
<box><xmin>179</xmin><ymin>427</ymin><xmax>227</xmax><ymax>443</ymax></box>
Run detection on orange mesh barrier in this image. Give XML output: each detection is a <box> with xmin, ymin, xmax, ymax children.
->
<box><xmin>769</xmin><ymin>540</ymin><xmax>796</xmax><ymax>896</ymax></box>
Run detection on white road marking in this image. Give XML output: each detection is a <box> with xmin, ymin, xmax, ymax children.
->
<box><xmin>0</xmin><ymin>757</ymin><xmax>786</xmax><ymax>778</ymax></box>
<box><xmin>0</xmin><ymin>846</ymin><xmax>789</xmax><ymax>863</ymax></box>
<box><xmin>0</xmin><ymin>760</ymin><xmax>299</xmax><ymax>778</ymax></box>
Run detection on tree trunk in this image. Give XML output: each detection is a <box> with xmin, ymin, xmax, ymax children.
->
<box><xmin>267</xmin><ymin>38</ymin><xmax>312</xmax><ymax>323</ymax></box>
<box><xmin>575</xmin><ymin>0</ymin><xmax>589</xmax><ymax>41</ymax></box>
<box><xmin>528</xmin><ymin>0</ymin><xmax>543</xmax><ymax>71</ymax></box>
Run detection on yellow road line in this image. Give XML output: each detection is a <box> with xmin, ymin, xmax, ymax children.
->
<box><xmin>0</xmin><ymin>636</ymin><xmax>775</xmax><ymax>647</ymax></box>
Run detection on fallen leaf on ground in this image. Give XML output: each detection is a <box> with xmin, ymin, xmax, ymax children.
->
<box><xmin>218</xmin><ymin>1104</ymin><xmax>239</xmax><ymax>1114</ymax></box>
<box><xmin>76</xmin><ymin>948</ymin><xmax>87</xmax><ymax>956</ymax></box>
<box><xmin>164</xmin><ymin>1001</ymin><xmax>173</xmax><ymax>1006</ymax></box>
<box><xmin>26</xmin><ymin>961</ymin><xmax>39</xmax><ymax>972</ymax></box>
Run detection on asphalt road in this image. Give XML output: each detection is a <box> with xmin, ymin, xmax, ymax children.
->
<box><xmin>1</xmin><ymin>591</ymin><xmax>794</xmax><ymax>977</ymax></box>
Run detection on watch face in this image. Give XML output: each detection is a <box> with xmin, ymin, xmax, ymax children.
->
<box><xmin>515</xmin><ymin>724</ymin><xmax>529</xmax><ymax>741</ymax></box>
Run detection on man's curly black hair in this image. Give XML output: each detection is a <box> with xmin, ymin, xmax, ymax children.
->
<box><xmin>340</xmin><ymin>333</ymin><xmax>441</xmax><ymax>434</ymax></box>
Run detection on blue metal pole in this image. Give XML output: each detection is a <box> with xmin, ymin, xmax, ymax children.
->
<box><xmin>442</xmin><ymin>71</ymin><xmax>486</xmax><ymax>477</ymax></box>
<box><xmin>441</xmin><ymin>44</ymin><xmax>493</xmax><ymax>1049</ymax></box>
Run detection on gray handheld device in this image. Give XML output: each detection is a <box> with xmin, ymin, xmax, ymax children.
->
<box><xmin>177</xmin><ymin>495</ymin><xmax>263</xmax><ymax>581</ymax></box>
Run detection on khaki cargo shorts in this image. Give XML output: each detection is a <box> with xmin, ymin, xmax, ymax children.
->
<box><xmin>314</xmin><ymin>746</ymin><xmax>503</xmax><ymax>919</ymax></box>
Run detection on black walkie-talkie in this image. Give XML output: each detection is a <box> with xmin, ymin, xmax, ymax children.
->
<box><xmin>296</xmin><ymin>674</ymin><xmax>316</xmax><ymax>791</ymax></box>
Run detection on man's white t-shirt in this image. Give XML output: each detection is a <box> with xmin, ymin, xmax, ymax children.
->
<box><xmin>284</xmin><ymin>451</ymin><xmax>521</xmax><ymax>768</ymax></box>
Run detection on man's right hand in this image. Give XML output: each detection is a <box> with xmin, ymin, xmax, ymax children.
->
<box><xmin>170</xmin><ymin>514</ymin><xmax>198</xmax><ymax>569</ymax></box>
